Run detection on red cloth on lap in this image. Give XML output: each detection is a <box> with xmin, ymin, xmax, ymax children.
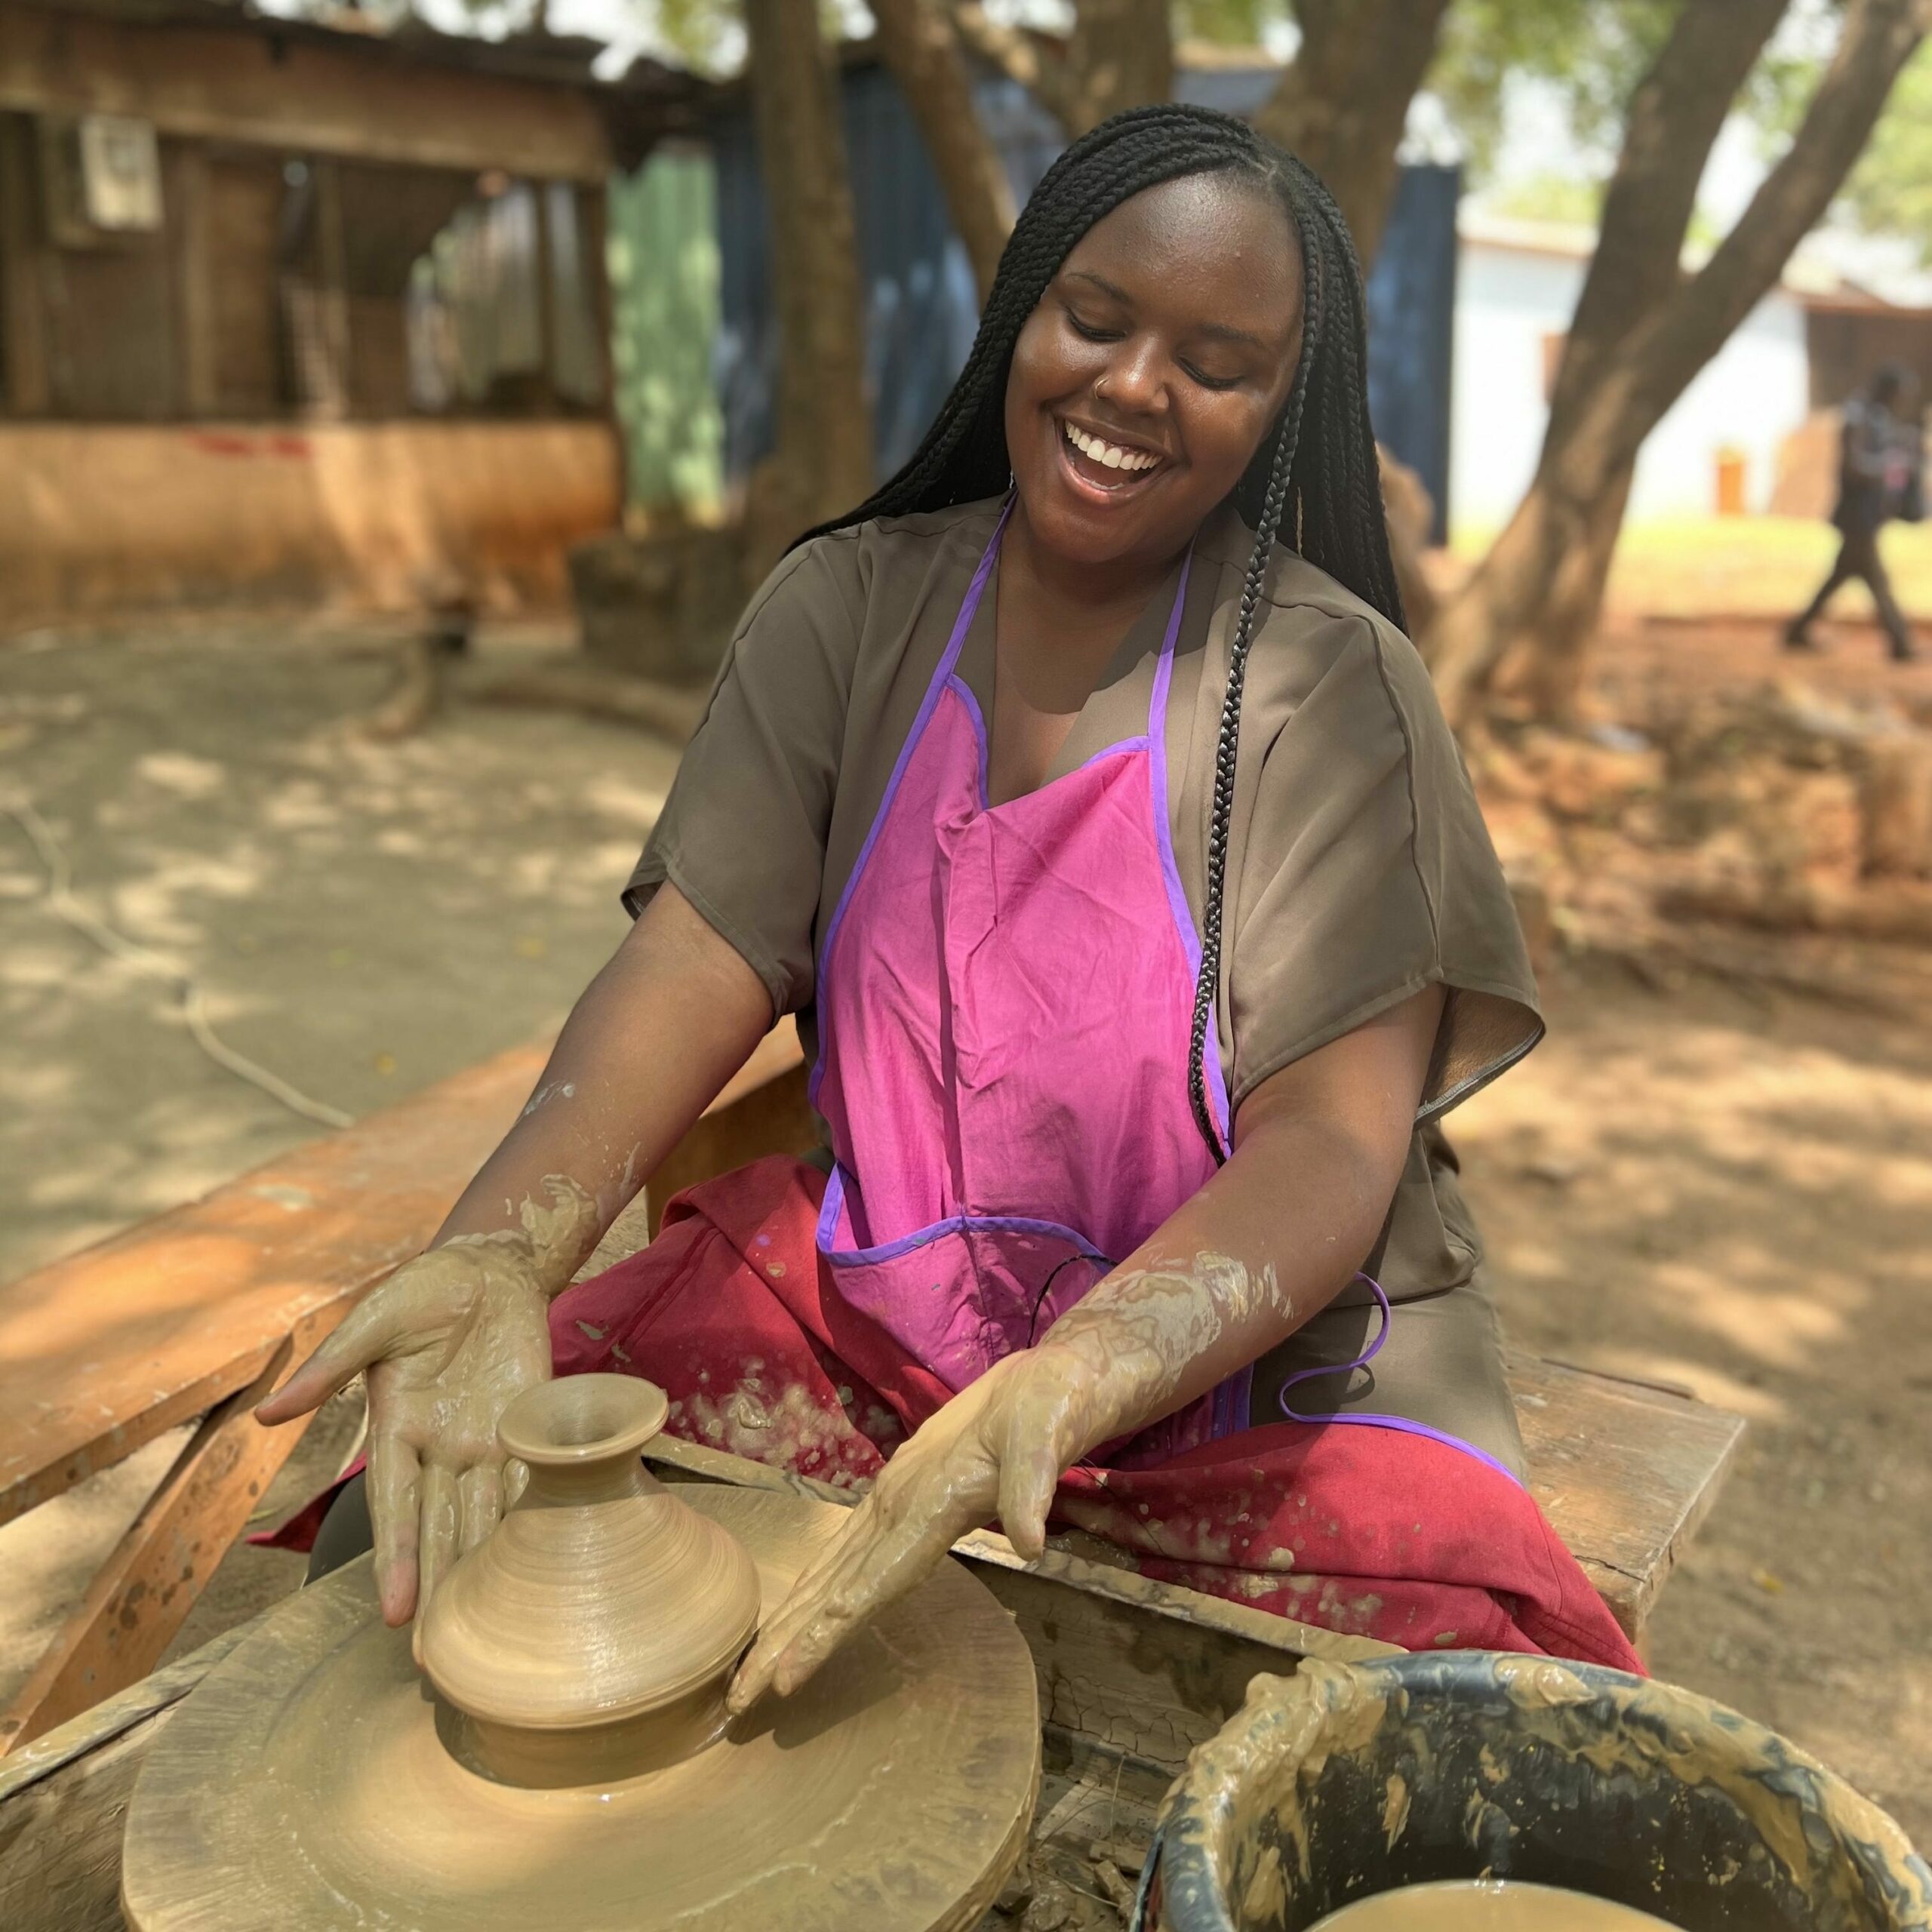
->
<box><xmin>265</xmin><ymin>1154</ymin><xmax>1638</xmax><ymax>1673</ymax></box>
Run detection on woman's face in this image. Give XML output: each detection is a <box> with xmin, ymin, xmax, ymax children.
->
<box><xmin>1004</xmin><ymin>173</ymin><xmax>1304</xmax><ymax>573</ymax></box>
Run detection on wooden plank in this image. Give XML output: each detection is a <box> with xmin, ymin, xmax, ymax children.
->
<box><xmin>1510</xmin><ymin>1351</ymin><xmax>1746</xmax><ymax>1640</ymax></box>
<box><xmin>0</xmin><ymin>1041</ymin><xmax>546</xmax><ymax>1531</ymax></box>
<box><xmin>0</xmin><ymin>7</ymin><xmax>614</xmax><ymax>180</ymax></box>
<box><xmin>0</xmin><ymin>1340</ymin><xmax>325</xmax><ymax>1755</ymax></box>
<box><xmin>0</xmin><ymin>1022</ymin><xmax>804</xmax><ymax>1536</ymax></box>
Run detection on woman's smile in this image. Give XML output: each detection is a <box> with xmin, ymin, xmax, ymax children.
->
<box><xmin>1054</xmin><ymin>413</ymin><xmax>1172</xmax><ymax>502</ymax></box>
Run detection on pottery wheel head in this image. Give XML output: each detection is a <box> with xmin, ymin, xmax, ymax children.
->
<box><xmin>124</xmin><ymin>1490</ymin><xmax>1042</xmax><ymax>1932</ymax></box>
<box><xmin>417</xmin><ymin>1375</ymin><xmax>762</xmax><ymax>1750</ymax></box>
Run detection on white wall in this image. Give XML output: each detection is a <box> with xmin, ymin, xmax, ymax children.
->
<box><xmin>1629</xmin><ymin>290</ymin><xmax>1808</xmax><ymax>518</ymax></box>
<box><xmin>1451</xmin><ymin>244</ymin><xmax>1586</xmax><ymax>535</ymax></box>
<box><xmin>1449</xmin><ymin>239</ymin><xmax>1810</xmax><ymax>536</ymax></box>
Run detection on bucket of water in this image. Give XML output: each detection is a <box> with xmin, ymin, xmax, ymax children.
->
<box><xmin>1137</xmin><ymin>1654</ymin><xmax>1930</xmax><ymax>1932</ymax></box>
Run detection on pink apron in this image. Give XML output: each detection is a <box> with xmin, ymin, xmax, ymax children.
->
<box><xmin>809</xmin><ymin>501</ymin><xmax>1243</xmax><ymax>1462</ymax></box>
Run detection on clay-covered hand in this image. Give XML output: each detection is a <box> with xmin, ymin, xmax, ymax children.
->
<box><xmin>255</xmin><ymin>1230</ymin><xmax>555</xmax><ymax>1629</ymax></box>
<box><xmin>727</xmin><ymin>1341</ymin><xmax>1110</xmax><ymax>1715</ymax></box>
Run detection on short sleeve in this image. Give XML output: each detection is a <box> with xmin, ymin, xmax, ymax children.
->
<box><xmin>1226</xmin><ymin>614</ymin><xmax>1542</xmax><ymax>1119</ymax></box>
<box><xmin>623</xmin><ymin>535</ymin><xmax>861</xmax><ymax>1017</ymax></box>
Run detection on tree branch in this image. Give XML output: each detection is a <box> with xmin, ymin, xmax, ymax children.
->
<box><xmin>950</xmin><ymin>3</ymin><xmax>1081</xmax><ymax>134</ymax></box>
<box><xmin>1064</xmin><ymin>0</ymin><xmax>1173</xmax><ymax>131</ymax></box>
<box><xmin>1251</xmin><ymin>0</ymin><xmax>1451</xmax><ymax>266</ymax></box>
<box><xmin>1629</xmin><ymin>0</ymin><xmax>1925</xmax><ymax>422</ymax></box>
<box><xmin>1550</xmin><ymin>0</ymin><xmax>1786</xmax><ymax>426</ymax></box>
<box><xmin>872</xmin><ymin>0</ymin><xmax>1017</xmax><ymax>301</ymax></box>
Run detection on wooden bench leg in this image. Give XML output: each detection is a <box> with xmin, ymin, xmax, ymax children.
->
<box><xmin>0</xmin><ymin>1345</ymin><xmax>313</xmax><ymax>1755</ymax></box>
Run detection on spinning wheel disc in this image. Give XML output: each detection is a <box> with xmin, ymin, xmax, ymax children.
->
<box><xmin>122</xmin><ymin>1488</ymin><xmax>1041</xmax><ymax>1932</ymax></box>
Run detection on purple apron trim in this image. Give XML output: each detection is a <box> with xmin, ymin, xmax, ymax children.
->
<box><xmin>947</xmin><ymin>674</ymin><xmax>992</xmax><ymax>803</ymax></box>
<box><xmin>1145</xmin><ymin>555</ymin><xmax>1232</xmax><ymax>1149</ymax></box>
<box><xmin>817</xmin><ymin>1161</ymin><xmax>1109</xmax><ymax>1269</ymax></box>
<box><xmin>1276</xmin><ymin>1274</ymin><xmax>1527</xmax><ymax>1490</ymax></box>
<box><xmin>808</xmin><ymin>495</ymin><xmax>1014</xmax><ymax>1110</ymax></box>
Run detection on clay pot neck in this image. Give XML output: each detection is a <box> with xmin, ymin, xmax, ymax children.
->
<box><xmin>502</xmin><ymin>1377</ymin><xmax>671</xmax><ymax>1508</ymax></box>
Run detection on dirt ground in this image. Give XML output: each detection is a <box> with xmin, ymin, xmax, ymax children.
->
<box><xmin>2</xmin><ymin>598</ymin><xmax>1927</xmax><ymax>1846</ymax></box>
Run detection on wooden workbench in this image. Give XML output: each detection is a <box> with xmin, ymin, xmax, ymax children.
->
<box><xmin>0</xmin><ymin>1024</ymin><xmax>1742</xmax><ymax>1757</ymax></box>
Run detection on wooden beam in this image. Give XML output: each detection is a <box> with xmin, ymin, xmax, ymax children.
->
<box><xmin>0</xmin><ymin>1041</ymin><xmax>548</xmax><ymax>1531</ymax></box>
<box><xmin>1511</xmin><ymin>1352</ymin><xmax>1745</xmax><ymax>1640</ymax></box>
<box><xmin>311</xmin><ymin>155</ymin><xmax>351</xmax><ymax>423</ymax></box>
<box><xmin>0</xmin><ymin>1024</ymin><xmax>804</xmax><ymax>1534</ymax></box>
<box><xmin>171</xmin><ymin>142</ymin><xmax>218</xmax><ymax>418</ymax></box>
<box><xmin>0</xmin><ymin>111</ymin><xmax>50</xmax><ymax>415</ymax></box>
<box><xmin>0</xmin><ymin>1343</ymin><xmax>322</xmax><ymax>1755</ymax></box>
<box><xmin>0</xmin><ymin>8</ymin><xmax>614</xmax><ymax>181</ymax></box>
<box><xmin>580</xmin><ymin>181</ymin><xmax>616</xmax><ymax>418</ymax></box>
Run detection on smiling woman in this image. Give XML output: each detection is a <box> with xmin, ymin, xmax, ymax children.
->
<box><xmin>265</xmin><ymin>106</ymin><xmax>1640</xmax><ymax>1690</ymax></box>
<box><xmin>1008</xmin><ymin>175</ymin><xmax>1303</xmax><ymax>565</ymax></box>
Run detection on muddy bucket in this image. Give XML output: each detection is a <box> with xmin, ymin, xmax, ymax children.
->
<box><xmin>1139</xmin><ymin>1654</ymin><xmax>1931</xmax><ymax>1932</ymax></box>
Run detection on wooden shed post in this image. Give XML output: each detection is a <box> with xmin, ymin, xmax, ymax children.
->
<box><xmin>312</xmin><ymin>153</ymin><xmax>350</xmax><ymax>419</ymax></box>
<box><xmin>173</xmin><ymin>140</ymin><xmax>219</xmax><ymax>417</ymax></box>
<box><xmin>0</xmin><ymin>112</ymin><xmax>51</xmax><ymax>414</ymax></box>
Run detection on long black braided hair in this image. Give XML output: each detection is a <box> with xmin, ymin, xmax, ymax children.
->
<box><xmin>800</xmin><ymin>103</ymin><xmax>1404</xmax><ymax>1162</ymax></box>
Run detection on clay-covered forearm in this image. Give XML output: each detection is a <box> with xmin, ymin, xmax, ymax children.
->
<box><xmin>1035</xmin><ymin>1115</ymin><xmax>1390</xmax><ymax>1453</ymax></box>
<box><xmin>1034</xmin><ymin>983</ymin><xmax>1446</xmax><ymax>1457</ymax></box>
<box><xmin>426</xmin><ymin>884</ymin><xmax>774</xmax><ymax>1295</ymax></box>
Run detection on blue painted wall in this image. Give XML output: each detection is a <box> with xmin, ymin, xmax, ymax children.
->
<box><xmin>712</xmin><ymin>64</ymin><xmax>1457</xmax><ymax>538</ymax></box>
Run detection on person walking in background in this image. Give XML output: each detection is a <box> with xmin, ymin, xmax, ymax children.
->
<box><xmin>1786</xmin><ymin>360</ymin><xmax>1924</xmax><ymax>663</ymax></box>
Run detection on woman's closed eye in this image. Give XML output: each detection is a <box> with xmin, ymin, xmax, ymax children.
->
<box><xmin>1067</xmin><ymin>309</ymin><xmax>1254</xmax><ymax>395</ymax></box>
<box><xmin>1065</xmin><ymin>306</ymin><xmax>1123</xmax><ymax>343</ymax></box>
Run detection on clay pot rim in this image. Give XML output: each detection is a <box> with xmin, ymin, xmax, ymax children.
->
<box><xmin>499</xmin><ymin>1374</ymin><xmax>669</xmax><ymax>1469</ymax></box>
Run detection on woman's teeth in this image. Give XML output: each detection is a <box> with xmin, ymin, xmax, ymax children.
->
<box><xmin>1063</xmin><ymin>421</ymin><xmax>1160</xmax><ymax>472</ymax></box>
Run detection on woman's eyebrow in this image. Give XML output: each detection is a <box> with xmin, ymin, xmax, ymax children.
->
<box><xmin>1063</xmin><ymin>270</ymin><xmax>1272</xmax><ymax>354</ymax></box>
<box><xmin>1064</xmin><ymin>268</ymin><xmax>1134</xmax><ymax>304</ymax></box>
<box><xmin>1192</xmin><ymin>319</ymin><xmax>1272</xmax><ymax>352</ymax></box>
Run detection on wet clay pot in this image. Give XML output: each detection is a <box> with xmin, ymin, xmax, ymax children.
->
<box><xmin>1141</xmin><ymin>1654</ymin><xmax>1932</xmax><ymax>1932</ymax></box>
<box><xmin>417</xmin><ymin>1374</ymin><xmax>761</xmax><ymax>1786</ymax></box>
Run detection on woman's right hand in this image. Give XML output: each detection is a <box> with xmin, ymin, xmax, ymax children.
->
<box><xmin>256</xmin><ymin>1232</ymin><xmax>554</xmax><ymax>1629</ymax></box>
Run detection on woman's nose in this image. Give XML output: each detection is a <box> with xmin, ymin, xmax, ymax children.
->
<box><xmin>1101</xmin><ymin>337</ymin><xmax>1167</xmax><ymax>414</ymax></box>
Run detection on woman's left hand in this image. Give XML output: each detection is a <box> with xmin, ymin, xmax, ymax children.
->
<box><xmin>726</xmin><ymin>1343</ymin><xmax>1106</xmax><ymax>1714</ymax></box>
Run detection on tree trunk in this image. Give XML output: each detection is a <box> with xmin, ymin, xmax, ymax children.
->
<box><xmin>742</xmin><ymin>0</ymin><xmax>874</xmax><ymax>561</ymax></box>
<box><xmin>952</xmin><ymin>0</ymin><xmax>1171</xmax><ymax>137</ymax></box>
<box><xmin>872</xmin><ymin>0</ymin><xmax>1016</xmax><ymax>301</ymax></box>
<box><xmin>951</xmin><ymin>5</ymin><xmax>1080</xmax><ymax>131</ymax></box>
<box><xmin>1065</xmin><ymin>0</ymin><xmax>1174</xmax><ymax>132</ymax></box>
<box><xmin>1503</xmin><ymin>460</ymin><xmax>1635</xmax><ymax>720</ymax></box>
<box><xmin>1251</xmin><ymin>0</ymin><xmax>1451</xmax><ymax>266</ymax></box>
<box><xmin>1429</xmin><ymin>0</ymin><xmax>1924</xmax><ymax>729</ymax></box>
